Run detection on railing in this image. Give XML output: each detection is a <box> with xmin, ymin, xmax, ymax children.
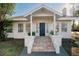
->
<box><xmin>36</xmin><ymin>33</ymin><xmax>39</xmax><ymax>36</ymax></box>
<box><xmin>24</xmin><ymin>36</ymin><xmax>35</xmax><ymax>54</ymax></box>
<box><xmin>49</xmin><ymin>35</ymin><xmax>62</xmax><ymax>54</ymax></box>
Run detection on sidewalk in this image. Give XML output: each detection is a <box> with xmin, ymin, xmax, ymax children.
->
<box><xmin>20</xmin><ymin>47</ymin><xmax>68</xmax><ymax>56</ymax></box>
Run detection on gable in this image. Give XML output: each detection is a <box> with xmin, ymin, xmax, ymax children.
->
<box><xmin>24</xmin><ymin>5</ymin><xmax>63</xmax><ymax>17</ymax></box>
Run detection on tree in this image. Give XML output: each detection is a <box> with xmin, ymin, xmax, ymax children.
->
<box><xmin>72</xmin><ymin>3</ymin><xmax>79</xmax><ymax>31</ymax></box>
<box><xmin>71</xmin><ymin>3</ymin><xmax>75</xmax><ymax>30</ymax></box>
<box><xmin>0</xmin><ymin>3</ymin><xmax>16</xmax><ymax>41</ymax></box>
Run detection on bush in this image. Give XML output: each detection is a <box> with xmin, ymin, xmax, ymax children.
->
<box><xmin>50</xmin><ymin>31</ymin><xmax>54</xmax><ymax>35</ymax></box>
<box><xmin>28</xmin><ymin>32</ymin><xmax>35</xmax><ymax>36</ymax></box>
<box><xmin>62</xmin><ymin>38</ymin><xmax>72</xmax><ymax>56</ymax></box>
<box><xmin>0</xmin><ymin>20</ymin><xmax>13</xmax><ymax>41</ymax></box>
<box><xmin>72</xmin><ymin>23</ymin><xmax>79</xmax><ymax>31</ymax></box>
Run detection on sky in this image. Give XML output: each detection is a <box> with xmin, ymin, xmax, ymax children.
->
<box><xmin>13</xmin><ymin>3</ymin><xmax>65</xmax><ymax>16</ymax></box>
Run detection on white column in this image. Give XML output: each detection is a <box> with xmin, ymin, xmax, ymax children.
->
<box><xmin>30</xmin><ymin>14</ymin><xmax>32</xmax><ymax>36</ymax></box>
<box><xmin>38</xmin><ymin>24</ymin><xmax>39</xmax><ymax>36</ymax></box>
<box><xmin>59</xmin><ymin>22</ymin><xmax>61</xmax><ymax>34</ymax></box>
<box><xmin>53</xmin><ymin>13</ymin><xmax>56</xmax><ymax>35</ymax></box>
<box><xmin>24</xmin><ymin>23</ymin><xmax>26</xmax><ymax>36</ymax></box>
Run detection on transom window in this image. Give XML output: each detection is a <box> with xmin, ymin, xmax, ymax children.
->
<box><xmin>61</xmin><ymin>23</ymin><xmax>67</xmax><ymax>32</ymax></box>
<box><xmin>18</xmin><ymin>23</ymin><xmax>23</xmax><ymax>32</ymax></box>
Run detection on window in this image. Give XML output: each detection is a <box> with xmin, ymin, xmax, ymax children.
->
<box><xmin>45</xmin><ymin>24</ymin><xmax>48</xmax><ymax>33</ymax></box>
<box><xmin>7</xmin><ymin>24</ymin><xmax>13</xmax><ymax>33</ymax></box>
<box><xmin>61</xmin><ymin>23</ymin><xmax>67</xmax><ymax>32</ymax></box>
<box><xmin>18</xmin><ymin>23</ymin><xmax>23</xmax><ymax>32</ymax></box>
<box><xmin>56</xmin><ymin>23</ymin><xmax>59</xmax><ymax>32</ymax></box>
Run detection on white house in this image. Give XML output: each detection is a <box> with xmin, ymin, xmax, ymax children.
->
<box><xmin>7</xmin><ymin>4</ymin><xmax>74</xmax><ymax>54</ymax></box>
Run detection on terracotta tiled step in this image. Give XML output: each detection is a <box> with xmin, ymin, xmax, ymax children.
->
<box><xmin>32</xmin><ymin>36</ymin><xmax>55</xmax><ymax>52</ymax></box>
<box><xmin>32</xmin><ymin>47</ymin><xmax>55</xmax><ymax>52</ymax></box>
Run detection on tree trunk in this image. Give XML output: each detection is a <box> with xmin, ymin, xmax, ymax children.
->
<box><xmin>72</xmin><ymin>20</ymin><xmax>75</xmax><ymax>30</ymax></box>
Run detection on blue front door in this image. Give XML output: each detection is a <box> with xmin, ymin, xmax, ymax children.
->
<box><xmin>40</xmin><ymin>23</ymin><xmax>45</xmax><ymax>36</ymax></box>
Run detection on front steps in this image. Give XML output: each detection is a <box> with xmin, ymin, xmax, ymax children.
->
<box><xmin>32</xmin><ymin>36</ymin><xmax>55</xmax><ymax>52</ymax></box>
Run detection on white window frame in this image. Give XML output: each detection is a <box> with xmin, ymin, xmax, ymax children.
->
<box><xmin>18</xmin><ymin>23</ymin><xmax>23</xmax><ymax>32</ymax></box>
<box><xmin>7</xmin><ymin>24</ymin><xmax>13</xmax><ymax>33</ymax></box>
<box><xmin>61</xmin><ymin>22</ymin><xmax>67</xmax><ymax>32</ymax></box>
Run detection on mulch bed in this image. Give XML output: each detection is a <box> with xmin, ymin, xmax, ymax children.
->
<box><xmin>72</xmin><ymin>47</ymin><xmax>79</xmax><ymax>56</ymax></box>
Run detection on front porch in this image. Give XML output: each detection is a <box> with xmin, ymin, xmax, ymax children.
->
<box><xmin>25</xmin><ymin>5</ymin><xmax>62</xmax><ymax>37</ymax></box>
<box><xmin>24</xmin><ymin>5</ymin><xmax>62</xmax><ymax>54</ymax></box>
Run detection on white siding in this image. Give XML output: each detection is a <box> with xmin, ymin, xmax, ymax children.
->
<box><xmin>48</xmin><ymin>23</ymin><xmax>54</xmax><ymax>33</ymax></box>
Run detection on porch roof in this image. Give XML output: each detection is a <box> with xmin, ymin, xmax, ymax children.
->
<box><xmin>11</xmin><ymin>16</ymin><xmax>28</xmax><ymax>21</ymax></box>
<box><xmin>58</xmin><ymin>17</ymin><xmax>75</xmax><ymax>21</ymax></box>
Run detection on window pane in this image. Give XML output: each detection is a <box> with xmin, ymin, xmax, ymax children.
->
<box><xmin>18</xmin><ymin>24</ymin><xmax>23</xmax><ymax>32</ymax></box>
<box><xmin>61</xmin><ymin>23</ymin><xmax>67</xmax><ymax>32</ymax></box>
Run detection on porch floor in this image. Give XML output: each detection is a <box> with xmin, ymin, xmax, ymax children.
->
<box><xmin>32</xmin><ymin>36</ymin><xmax>55</xmax><ymax>52</ymax></box>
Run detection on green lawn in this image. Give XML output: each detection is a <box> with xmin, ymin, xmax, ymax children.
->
<box><xmin>0</xmin><ymin>39</ymin><xmax>24</xmax><ymax>56</ymax></box>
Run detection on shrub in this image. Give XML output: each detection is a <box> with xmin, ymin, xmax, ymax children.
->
<box><xmin>28</xmin><ymin>32</ymin><xmax>35</xmax><ymax>36</ymax></box>
<box><xmin>50</xmin><ymin>31</ymin><xmax>54</xmax><ymax>35</ymax></box>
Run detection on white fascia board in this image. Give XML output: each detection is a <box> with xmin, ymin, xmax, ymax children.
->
<box><xmin>58</xmin><ymin>17</ymin><xmax>75</xmax><ymax>21</ymax></box>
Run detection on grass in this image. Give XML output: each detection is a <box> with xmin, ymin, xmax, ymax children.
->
<box><xmin>0</xmin><ymin>39</ymin><xmax>24</xmax><ymax>56</ymax></box>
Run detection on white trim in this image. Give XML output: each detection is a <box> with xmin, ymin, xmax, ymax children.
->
<box><xmin>59</xmin><ymin>22</ymin><xmax>61</xmax><ymax>34</ymax></box>
<box><xmin>30</xmin><ymin>14</ymin><xmax>32</xmax><ymax>36</ymax></box>
<box><xmin>58</xmin><ymin>17</ymin><xmax>74</xmax><ymax>20</ymax></box>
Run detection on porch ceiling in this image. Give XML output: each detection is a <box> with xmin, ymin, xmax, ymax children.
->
<box><xmin>32</xmin><ymin>16</ymin><xmax>54</xmax><ymax>24</ymax></box>
<box><xmin>26</xmin><ymin>16</ymin><xmax>54</xmax><ymax>22</ymax></box>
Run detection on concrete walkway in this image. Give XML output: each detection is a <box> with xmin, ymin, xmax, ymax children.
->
<box><xmin>20</xmin><ymin>47</ymin><xmax>68</xmax><ymax>56</ymax></box>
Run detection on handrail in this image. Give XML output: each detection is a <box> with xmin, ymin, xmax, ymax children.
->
<box><xmin>25</xmin><ymin>36</ymin><xmax>35</xmax><ymax>54</ymax></box>
<box><xmin>49</xmin><ymin>35</ymin><xmax>62</xmax><ymax>54</ymax></box>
